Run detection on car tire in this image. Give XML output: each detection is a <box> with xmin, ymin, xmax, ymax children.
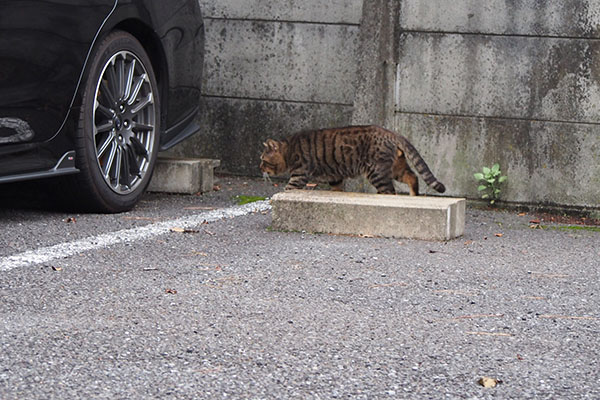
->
<box><xmin>66</xmin><ymin>30</ymin><xmax>160</xmax><ymax>213</ymax></box>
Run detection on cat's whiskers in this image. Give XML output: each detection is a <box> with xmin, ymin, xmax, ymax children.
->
<box><xmin>262</xmin><ymin>171</ymin><xmax>273</xmax><ymax>184</ymax></box>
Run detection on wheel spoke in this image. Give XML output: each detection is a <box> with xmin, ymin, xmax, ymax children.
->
<box><xmin>99</xmin><ymin>80</ymin><xmax>116</xmax><ymax>108</ymax></box>
<box><xmin>97</xmin><ymin>134</ymin><xmax>115</xmax><ymax>158</ymax></box>
<box><xmin>131</xmin><ymin>93</ymin><xmax>153</xmax><ymax>114</ymax></box>
<box><xmin>116</xmin><ymin>57</ymin><xmax>125</xmax><ymax>100</ymax></box>
<box><xmin>123</xmin><ymin>59</ymin><xmax>136</xmax><ymax>101</ymax></box>
<box><xmin>103</xmin><ymin>141</ymin><xmax>118</xmax><ymax>179</ymax></box>
<box><xmin>95</xmin><ymin>121</ymin><xmax>114</xmax><ymax>134</ymax></box>
<box><xmin>119</xmin><ymin>145</ymin><xmax>131</xmax><ymax>187</ymax></box>
<box><xmin>113</xmin><ymin>146</ymin><xmax>123</xmax><ymax>187</ymax></box>
<box><xmin>130</xmin><ymin>136</ymin><xmax>148</xmax><ymax>158</ymax></box>
<box><xmin>126</xmin><ymin>145</ymin><xmax>141</xmax><ymax>177</ymax></box>
<box><xmin>127</xmin><ymin>74</ymin><xmax>146</xmax><ymax>106</ymax></box>
<box><xmin>96</xmin><ymin>102</ymin><xmax>115</xmax><ymax>118</ymax></box>
<box><xmin>106</xmin><ymin>62</ymin><xmax>119</xmax><ymax>103</ymax></box>
<box><xmin>131</xmin><ymin>121</ymin><xmax>153</xmax><ymax>133</ymax></box>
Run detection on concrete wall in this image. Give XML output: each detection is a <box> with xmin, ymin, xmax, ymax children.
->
<box><xmin>395</xmin><ymin>0</ymin><xmax>600</xmax><ymax>209</ymax></box>
<box><xmin>166</xmin><ymin>0</ymin><xmax>362</xmax><ymax>176</ymax></box>
<box><xmin>169</xmin><ymin>0</ymin><xmax>600</xmax><ymax>211</ymax></box>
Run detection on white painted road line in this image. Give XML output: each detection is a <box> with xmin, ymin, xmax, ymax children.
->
<box><xmin>0</xmin><ymin>201</ymin><xmax>271</xmax><ymax>272</ymax></box>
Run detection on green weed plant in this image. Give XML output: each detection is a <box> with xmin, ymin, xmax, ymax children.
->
<box><xmin>474</xmin><ymin>163</ymin><xmax>507</xmax><ymax>205</ymax></box>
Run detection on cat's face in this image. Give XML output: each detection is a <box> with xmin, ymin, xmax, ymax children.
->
<box><xmin>260</xmin><ymin>139</ymin><xmax>287</xmax><ymax>176</ymax></box>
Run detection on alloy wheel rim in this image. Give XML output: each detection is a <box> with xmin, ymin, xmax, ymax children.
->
<box><xmin>93</xmin><ymin>50</ymin><xmax>155</xmax><ymax>195</ymax></box>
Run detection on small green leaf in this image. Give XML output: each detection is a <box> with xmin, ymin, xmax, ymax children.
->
<box><xmin>234</xmin><ymin>195</ymin><xmax>267</xmax><ymax>205</ymax></box>
<box><xmin>482</xmin><ymin>167</ymin><xmax>491</xmax><ymax>175</ymax></box>
<box><xmin>477</xmin><ymin>185</ymin><xmax>487</xmax><ymax>191</ymax></box>
<box><xmin>482</xmin><ymin>194</ymin><xmax>489</xmax><ymax>199</ymax></box>
<box><xmin>494</xmin><ymin>188</ymin><xmax>501</xmax><ymax>195</ymax></box>
<box><xmin>490</xmin><ymin>199</ymin><xmax>496</xmax><ymax>204</ymax></box>
<box><xmin>498</xmin><ymin>176</ymin><xmax>507</xmax><ymax>183</ymax></box>
<box><xmin>487</xmin><ymin>178</ymin><xmax>495</xmax><ymax>184</ymax></box>
<box><xmin>474</xmin><ymin>173</ymin><xmax>484</xmax><ymax>180</ymax></box>
<box><xmin>491</xmin><ymin>163</ymin><xmax>500</xmax><ymax>173</ymax></box>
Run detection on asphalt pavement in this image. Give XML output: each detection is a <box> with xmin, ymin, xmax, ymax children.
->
<box><xmin>0</xmin><ymin>175</ymin><xmax>599</xmax><ymax>399</ymax></box>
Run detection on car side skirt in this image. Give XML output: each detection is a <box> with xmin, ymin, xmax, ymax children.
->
<box><xmin>0</xmin><ymin>151</ymin><xmax>79</xmax><ymax>184</ymax></box>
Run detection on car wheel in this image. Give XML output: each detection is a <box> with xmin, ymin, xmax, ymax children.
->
<box><xmin>67</xmin><ymin>30</ymin><xmax>160</xmax><ymax>212</ymax></box>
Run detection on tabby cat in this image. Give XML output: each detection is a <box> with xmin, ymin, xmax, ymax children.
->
<box><xmin>260</xmin><ymin>125</ymin><xmax>445</xmax><ymax>195</ymax></box>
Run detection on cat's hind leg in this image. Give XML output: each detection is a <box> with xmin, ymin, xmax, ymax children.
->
<box><xmin>399</xmin><ymin>169</ymin><xmax>419</xmax><ymax>196</ymax></box>
<box><xmin>392</xmin><ymin>150</ymin><xmax>419</xmax><ymax>195</ymax></box>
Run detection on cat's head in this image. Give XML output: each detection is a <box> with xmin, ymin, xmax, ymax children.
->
<box><xmin>260</xmin><ymin>139</ymin><xmax>287</xmax><ymax>176</ymax></box>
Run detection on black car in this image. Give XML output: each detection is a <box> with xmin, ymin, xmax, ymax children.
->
<box><xmin>0</xmin><ymin>0</ymin><xmax>204</xmax><ymax>212</ymax></box>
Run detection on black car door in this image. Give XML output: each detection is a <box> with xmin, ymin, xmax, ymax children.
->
<box><xmin>0</xmin><ymin>0</ymin><xmax>116</xmax><ymax>148</ymax></box>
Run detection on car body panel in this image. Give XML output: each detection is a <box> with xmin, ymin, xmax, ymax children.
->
<box><xmin>0</xmin><ymin>0</ymin><xmax>116</xmax><ymax>145</ymax></box>
<box><xmin>0</xmin><ymin>0</ymin><xmax>203</xmax><ymax>183</ymax></box>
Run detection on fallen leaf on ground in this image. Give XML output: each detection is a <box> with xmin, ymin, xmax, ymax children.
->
<box><xmin>165</xmin><ymin>288</ymin><xmax>177</xmax><ymax>294</ymax></box>
<box><xmin>51</xmin><ymin>266</ymin><xmax>63</xmax><ymax>271</ymax></box>
<box><xmin>170</xmin><ymin>227</ymin><xmax>199</xmax><ymax>234</ymax></box>
<box><xmin>478</xmin><ymin>377</ymin><xmax>502</xmax><ymax>388</ymax></box>
<box><xmin>64</xmin><ymin>217</ymin><xmax>76</xmax><ymax>223</ymax></box>
<box><xmin>213</xmin><ymin>185</ymin><xmax>221</xmax><ymax>191</ymax></box>
<box><xmin>306</xmin><ymin>183</ymin><xmax>318</xmax><ymax>189</ymax></box>
<box><xmin>495</xmin><ymin>233</ymin><xmax>503</xmax><ymax>237</ymax></box>
<box><xmin>518</xmin><ymin>212</ymin><xmax>526</xmax><ymax>216</ymax></box>
<box><xmin>529</xmin><ymin>219</ymin><xmax>541</xmax><ymax>224</ymax></box>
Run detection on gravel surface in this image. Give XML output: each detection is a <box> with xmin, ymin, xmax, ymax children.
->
<box><xmin>0</xmin><ymin>175</ymin><xmax>599</xmax><ymax>399</ymax></box>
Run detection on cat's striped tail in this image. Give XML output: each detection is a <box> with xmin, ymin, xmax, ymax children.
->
<box><xmin>397</xmin><ymin>135</ymin><xmax>446</xmax><ymax>193</ymax></box>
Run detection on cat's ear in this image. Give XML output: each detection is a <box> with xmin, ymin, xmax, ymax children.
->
<box><xmin>264</xmin><ymin>139</ymin><xmax>279</xmax><ymax>151</ymax></box>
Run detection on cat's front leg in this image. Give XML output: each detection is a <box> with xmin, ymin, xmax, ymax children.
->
<box><xmin>285</xmin><ymin>174</ymin><xmax>309</xmax><ymax>190</ymax></box>
<box><xmin>328</xmin><ymin>179</ymin><xmax>344</xmax><ymax>191</ymax></box>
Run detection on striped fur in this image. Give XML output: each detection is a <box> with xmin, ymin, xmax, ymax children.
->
<box><xmin>260</xmin><ymin>125</ymin><xmax>446</xmax><ymax>195</ymax></box>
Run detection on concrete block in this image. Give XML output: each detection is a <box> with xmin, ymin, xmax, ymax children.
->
<box><xmin>270</xmin><ymin>191</ymin><xmax>466</xmax><ymax>241</ymax></box>
<box><xmin>147</xmin><ymin>157</ymin><xmax>220</xmax><ymax>194</ymax></box>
